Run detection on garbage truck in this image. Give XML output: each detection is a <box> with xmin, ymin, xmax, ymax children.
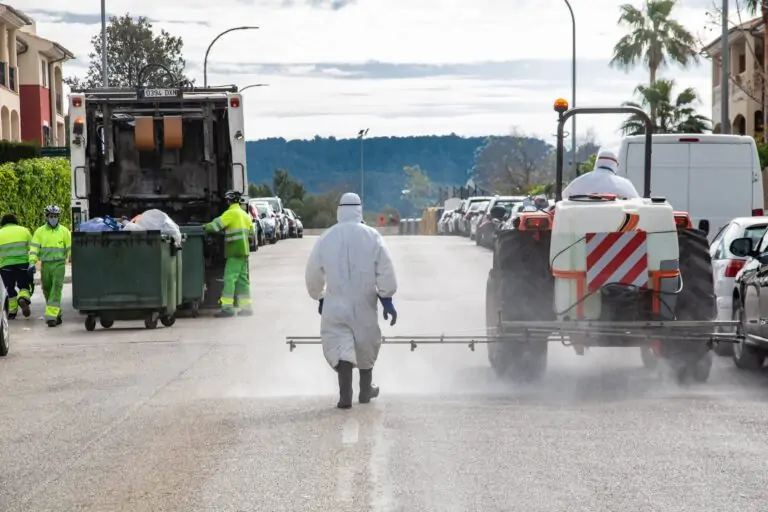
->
<box><xmin>67</xmin><ymin>85</ymin><xmax>248</xmax><ymax>310</ymax></box>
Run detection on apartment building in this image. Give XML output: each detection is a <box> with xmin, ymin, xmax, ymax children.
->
<box><xmin>0</xmin><ymin>4</ymin><xmax>73</xmax><ymax>146</ymax></box>
<box><xmin>704</xmin><ymin>17</ymin><xmax>765</xmax><ymax>139</ymax></box>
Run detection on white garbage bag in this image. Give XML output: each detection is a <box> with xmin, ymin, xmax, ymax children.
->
<box><xmin>121</xmin><ymin>221</ymin><xmax>146</xmax><ymax>231</ymax></box>
<box><xmin>135</xmin><ymin>209</ymin><xmax>182</xmax><ymax>244</ymax></box>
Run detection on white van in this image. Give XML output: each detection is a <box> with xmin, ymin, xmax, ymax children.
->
<box><xmin>617</xmin><ymin>134</ymin><xmax>764</xmax><ymax>239</ymax></box>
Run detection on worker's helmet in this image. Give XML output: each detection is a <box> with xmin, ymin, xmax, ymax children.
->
<box><xmin>44</xmin><ymin>205</ymin><xmax>62</xmax><ymax>216</ymax></box>
<box><xmin>224</xmin><ymin>190</ymin><xmax>241</xmax><ymax>203</ymax></box>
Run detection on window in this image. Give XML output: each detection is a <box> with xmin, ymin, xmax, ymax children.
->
<box><xmin>757</xmin><ymin>228</ymin><xmax>768</xmax><ymax>254</ymax></box>
<box><xmin>743</xmin><ymin>225</ymin><xmax>767</xmax><ymax>249</ymax></box>
<box><xmin>41</xmin><ymin>60</ymin><xmax>48</xmax><ymax>88</ymax></box>
<box><xmin>42</xmin><ymin>125</ymin><xmax>52</xmax><ymax>147</ymax></box>
<box><xmin>711</xmin><ymin>222</ymin><xmax>734</xmax><ymax>260</ymax></box>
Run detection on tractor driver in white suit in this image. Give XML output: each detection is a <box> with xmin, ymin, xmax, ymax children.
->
<box><xmin>562</xmin><ymin>148</ymin><xmax>640</xmax><ymax>199</ymax></box>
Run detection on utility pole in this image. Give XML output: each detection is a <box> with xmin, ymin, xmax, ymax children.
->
<box><xmin>563</xmin><ymin>0</ymin><xmax>577</xmax><ymax>178</ymax></box>
<box><xmin>358</xmin><ymin>128</ymin><xmax>369</xmax><ymax>204</ymax></box>
<box><xmin>100</xmin><ymin>0</ymin><xmax>108</xmax><ymax>87</ymax></box>
<box><xmin>720</xmin><ymin>0</ymin><xmax>730</xmax><ymax>133</ymax></box>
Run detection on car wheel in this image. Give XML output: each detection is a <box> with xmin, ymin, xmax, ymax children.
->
<box><xmin>0</xmin><ymin>298</ymin><xmax>9</xmax><ymax>357</ymax></box>
<box><xmin>732</xmin><ymin>299</ymin><xmax>765</xmax><ymax>371</ymax></box>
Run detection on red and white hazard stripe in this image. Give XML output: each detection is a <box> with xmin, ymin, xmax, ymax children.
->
<box><xmin>585</xmin><ymin>232</ymin><xmax>648</xmax><ymax>293</ymax></box>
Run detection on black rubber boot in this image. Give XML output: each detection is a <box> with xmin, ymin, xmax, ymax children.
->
<box><xmin>215</xmin><ymin>309</ymin><xmax>236</xmax><ymax>318</ymax></box>
<box><xmin>56</xmin><ymin>314</ymin><xmax>62</xmax><ymax>325</ymax></box>
<box><xmin>336</xmin><ymin>361</ymin><xmax>354</xmax><ymax>409</ymax></box>
<box><xmin>359</xmin><ymin>368</ymin><xmax>380</xmax><ymax>404</ymax></box>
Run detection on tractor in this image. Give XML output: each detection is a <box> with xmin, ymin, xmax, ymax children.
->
<box><xmin>483</xmin><ymin>100</ymin><xmax>737</xmax><ymax>384</ymax></box>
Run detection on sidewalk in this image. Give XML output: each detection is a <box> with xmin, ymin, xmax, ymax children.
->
<box><xmin>33</xmin><ymin>264</ymin><xmax>72</xmax><ymax>285</ymax></box>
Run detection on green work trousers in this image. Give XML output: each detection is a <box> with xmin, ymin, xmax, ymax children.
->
<box><xmin>220</xmin><ymin>256</ymin><xmax>251</xmax><ymax>312</ymax></box>
<box><xmin>41</xmin><ymin>260</ymin><xmax>66</xmax><ymax>322</ymax></box>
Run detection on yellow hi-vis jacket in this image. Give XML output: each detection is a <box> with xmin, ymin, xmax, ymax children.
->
<box><xmin>30</xmin><ymin>224</ymin><xmax>72</xmax><ymax>264</ymax></box>
<box><xmin>205</xmin><ymin>204</ymin><xmax>253</xmax><ymax>258</ymax></box>
<box><xmin>0</xmin><ymin>223</ymin><xmax>32</xmax><ymax>268</ymax></box>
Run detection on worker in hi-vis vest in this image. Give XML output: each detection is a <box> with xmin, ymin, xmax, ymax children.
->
<box><xmin>0</xmin><ymin>213</ymin><xmax>33</xmax><ymax>319</ymax></box>
<box><xmin>29</xmin><ymin>205</ymin><xmax>71</xmax><ymax>327</ymax></box>
<box><xmin>204</xmin><ymin>190</ymin><xmax>254</xmax><ymax>318</ymax></box>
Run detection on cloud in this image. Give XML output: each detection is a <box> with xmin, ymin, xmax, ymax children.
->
<box><xmin>15</xmin><ymin>0</ymin><xmax>719</xmax><ymax>148</ymax></box>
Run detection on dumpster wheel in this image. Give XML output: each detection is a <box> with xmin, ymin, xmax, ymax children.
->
<box><xmin>100</xmin><ymin>317</ymin><xmax>114</xmax><ymax>329</ymax></box>
<box><xmin>160</xmin><ymin>314</ymin><xmax>176</xmax><ymax>327</ymax></box>
<box><xmin>145</xmin><ymin>312</ymin><xmax>159</xmax><ymax>329</ymax></box>
<box><xmin>85</xmin><ymin>315</ymin><xmax>97</xmax><ymax>332</ymax></box>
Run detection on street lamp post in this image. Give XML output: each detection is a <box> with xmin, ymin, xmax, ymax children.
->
<box><xmin>203</xmin><ymin>26</ymin><xmax>259</xmax><ymax>87</ymax></box>
<box><xmin>240</xmin><ymin>83</ymin><xmax>269</xmax><ymax>92</ymax></box>
<box><xmin>358</xmin><ymin>128</ymin><xmax>369</xmax><ymax>204</ymax></box>
<box><xmin>563</xmin><ymin>0</ymin><xmax>577</xmax><ymax>179</ymax></box>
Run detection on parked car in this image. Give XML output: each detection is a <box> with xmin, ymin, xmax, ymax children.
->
<box><xmin>284</xmin><ymin>208</ymin><xmax>304</xmax><ymax>238</ymax></box>
<box><xmin>0</xmin><ymin>284</ymin><xmax>8</xmax><ymax>357</ymax></box>
<box><xmin>252</xmin><ymin>196</ymin><xmax>287</xmax><ymax>239</ymax></box>
<box><xmin>728</xmin><ymin>232</ymin><xmax>768</xmax><ymax>370</ymax></box>
<box><xmin>438</xmin><ymin>210</ymin><xmax>453</xmax><ymax>235</ymax></box>
<box><xmin>460</xmin><ymin>197</ymin><xmax>492</xmax><ymax>237</ymax></box>
<box><xmin>468</xmin><ymin>200</ymin><xmax>490</xmax><ymax>240</ymax></box>
<box><xmin>250</xmin><ymin>201</ymin><xmax>279</xmax><ymax>244</ymax></box>
<box><xmin>709</xmin><ymin>217</ymin><xmax>768</xmax><ymax>357</ymax></box>
<box><xmin>246</xmin><ymin>203</ymin><xmax>268</xmax><ymax>248</ymax></box>
<box><xmin>475</xmin><ymin>196</ymin><xmax>527</xmax><ymax>247</ymax></box>
<box><xmin>450</xmin><ymin>200</ymin><xmax>469</xmax><ymax>235</ymax></box>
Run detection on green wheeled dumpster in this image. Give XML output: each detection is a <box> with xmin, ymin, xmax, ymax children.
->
<box><xmin>72</xmin><ymin>230</ymin><xmax>183</xmax><ymax>330</ymax></box>
<box><xmin>178</xmin><ymin>225</ymin><xmax>206</xmax><ymax>317</ymax></box>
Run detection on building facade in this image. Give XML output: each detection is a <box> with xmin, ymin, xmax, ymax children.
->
<box><xmin>0</xmin><ymin>4</ymin><xmax>73</xmax><ymax>146</ymax></box>
<box><xmin>705</xmin><ymin>17</ymin><xmax>766</xmax><ymax>139</ymax></box>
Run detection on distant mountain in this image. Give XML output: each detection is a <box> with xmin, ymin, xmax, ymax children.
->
<box><xmin>245</xmin><ymin>134</ymin><xmax>487</xmax><ymax>211</ymax></box>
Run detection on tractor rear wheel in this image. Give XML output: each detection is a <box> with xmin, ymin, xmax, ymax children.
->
<box><xmin>485</xmin><ymin>230</ymin><xmax>553</xmax><ymax>382</ymax></box>
<box><xmin>667</xmin><ymin>228</ymin><xmax>716</xmax><ymax>383</ymax></box>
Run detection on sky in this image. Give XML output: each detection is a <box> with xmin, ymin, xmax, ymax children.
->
<box><xmin>19</xmin><ymin>0</ymin><xmax>738</xmax><ymax>148</ymax></box>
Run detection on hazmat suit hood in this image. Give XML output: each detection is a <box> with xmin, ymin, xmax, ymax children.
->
<box><xmin>337</xmin><ymin>192</ymin><xmax>363</xmax><ymax>224</ymax></box>
<box><xmin>593</xmin><ymin>148</ymin><xmax>619</xmax><ymax>173</ymax></box>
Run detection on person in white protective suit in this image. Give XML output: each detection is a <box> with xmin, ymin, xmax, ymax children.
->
<box><xmin>305</xmin><ymin>192</ymin><xmax>398</xmax><ymax>409</ymax></box>
<box><xmin>562</xmin><ymin>148</ymin><xmax>640</xmax><ymax>199</ymax></box>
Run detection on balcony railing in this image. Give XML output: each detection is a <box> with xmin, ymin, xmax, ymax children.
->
<box><xmin>55</xmin><ymin>93</ymin><xmax>62</xmax><ymax>115</ymax></box>
<box><xmin>9</xmin><ymin>67</ymin><xmax>16</xmax><ymax>92</ymax></box>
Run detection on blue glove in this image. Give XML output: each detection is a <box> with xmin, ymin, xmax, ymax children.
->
<box><xmin>318</xmin><ymin>298</ymin><xmax>323</xmax><ymax>315</ymax></box>
<box><xmin>378</xmin><ymin>296</ymin><xmax>397</xmax><ymax>326</ymax></box>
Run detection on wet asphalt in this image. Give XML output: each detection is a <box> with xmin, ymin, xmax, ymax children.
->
<box><xmin>2</xmin><ymin>235</ymin><xmax>768</xmax><ymax>511</ymax></box>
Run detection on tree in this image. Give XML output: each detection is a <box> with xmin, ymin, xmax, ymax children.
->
<box><xmin>402</xmin><ymin>165</ymin><xmax>432</xmax><ymax>211</ymax></box>
<box><xmin>471</xmin><ymin>128</ymin><xmax>554</xmax><ymax>194</ymax></box>
<box><xmin>248</xmin><ymin>183</ymin><xmax>272</xmax><ymax>197</ymax></box>
<box><xmin>273</xmin><ymin>168</ymin><xmax>306</xmax><ymax>204</ymax></box>
<box><xmin>620</xmin><ymin>79</ymin><xmax>712</xmax><ymax>135</ymax></box>
<box><xmin>65</xmin><ymin>14</ymin><xmax>191</xmax><ymax>89</ymax></box>
<box><xmin>610</xmin><ymin>0</ymin><xmax>699</xmax><ymax>121</ymax></box>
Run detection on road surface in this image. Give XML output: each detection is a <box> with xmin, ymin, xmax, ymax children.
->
<box><xmin>2</xmin><ymin>235</ymin><xmax>768</xmax><ymax>511</ymax></box>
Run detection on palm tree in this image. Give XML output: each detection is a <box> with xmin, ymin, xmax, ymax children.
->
<box><xmin>611</xmin><ymin>0</ymin><xmax>699</xmax><ymax>121</ymax></box>
<box><xmin>620</xmin><ymin>79</ymin><xmax>712</xmax><ymax>135</ymax></box>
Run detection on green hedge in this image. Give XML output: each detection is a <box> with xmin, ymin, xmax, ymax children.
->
<box><xmin>0</xmin><ymin>158</ymin><xmax>71</xmax><ymax>231</ymax></box>
<box><xmin>0</xmin><ymin>140</ymin><xmax>41</xmax><ymax>164</ymax></box>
